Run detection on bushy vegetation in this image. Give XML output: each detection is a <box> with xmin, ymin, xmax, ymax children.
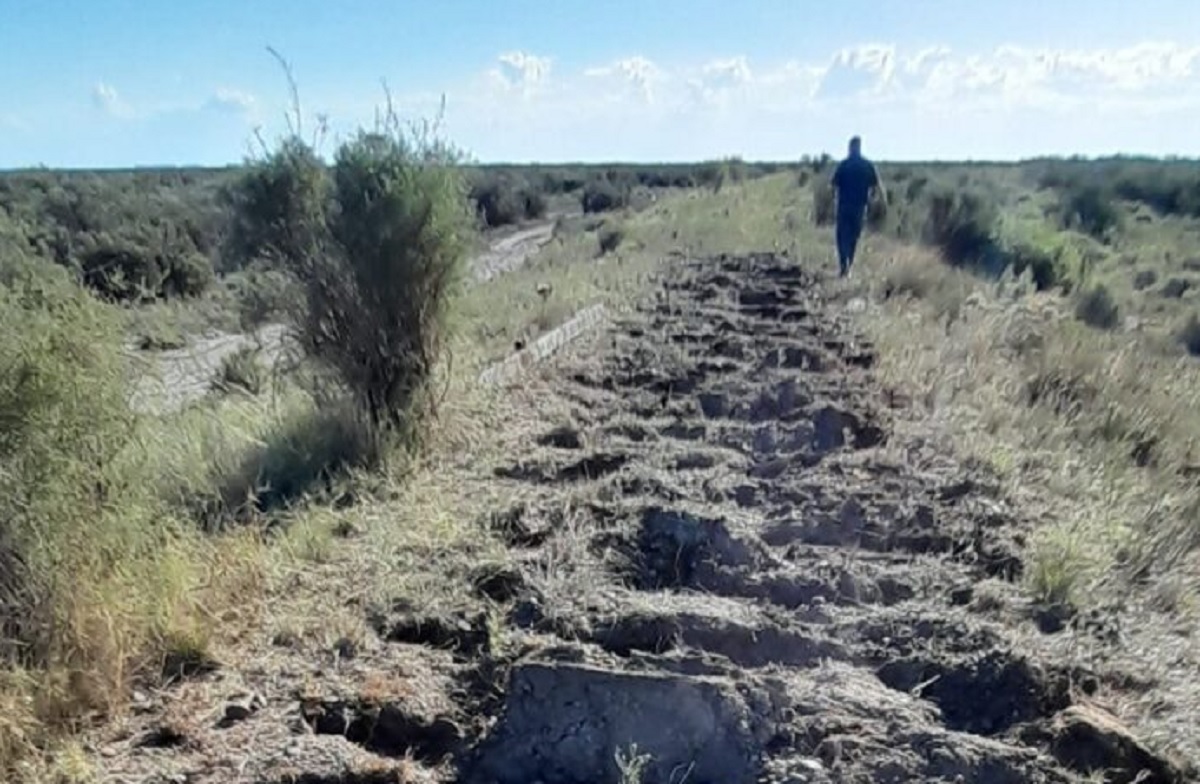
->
<box><xmin>1062</xmin><ymin>184</ymin><xmax>1122</xmax><ymax>239</ymax></box>
<box><xmin>1036</xmin><ymin>157</ymin><xmax>1200</xmax><ymax>219</ymax></box>
<box><xmin>598</xmin><ymin>224</ymin><xmax>624</xmax><ymax>255</ymax></box>
<box><xmin>0</xmin><ymin>255</ymin><xmax>253</xmax><ymax>777</ymax></box>
<box><xmin>228</xmin><ymin>113</ymin><xmax>470</xmax><ymax>441</ymax></box>
<box><xmin>582</xmin><ymin>178</ymin><xmax>628</xmax><ymax>214</ymax></box>
<box><xmin>921</xmin><ymin>186</ymin><xmax>998</xmax><ymax>266</ymax></box>
<box><xmin>213</xmin><ymin>345</ymin><xmax>268</xmax><ymax>395</ymax></box>
<box><xmin>469</xmin><ymin>173</ymin><xmax>547</xmax><ymax>228</ymax></box>
<box><xmin>1074</xmin><ymin>283</ymin><xmax>1121</xmax><ymax>329</ymax></box>
<box><xmin>0</xmin><ymin>168</ymin><xmax>233</xmax><ymax>299</ymax></box>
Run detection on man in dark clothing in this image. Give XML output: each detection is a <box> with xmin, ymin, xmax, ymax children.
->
<box><xmin>830</xmin><ymin>136</ymin><xmax>884</xmax><ymax>277</ymax></box>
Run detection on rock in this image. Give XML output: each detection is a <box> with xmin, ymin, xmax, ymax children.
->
<box><xmin>1049</xmin><ymin>704</ymin><xmax>1187</xmax><ymax>784</ymax></box>
<box><xmin>465</xmin><ymin>661</ymin><xmax>769</xmax><ymax>784</ymax></box>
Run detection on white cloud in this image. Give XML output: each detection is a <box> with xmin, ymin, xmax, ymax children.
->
<box><xmin>586</xmin><ymin>56</ymin><xmax>663</xmax><ymax>102</ymax></box>
<box><xmin>488</xmin><ymin>51</ymin><xmax>552</xmax><ymax>98</ymax></box>
<box><xmin>816</xmin><ymin>44</ymin><xmax>897</xmax><ymax>99</ymax></box>
<box><xmin>434</xmin><ymin>41</ymin><xmax>1200</xmax><ymax>161</ymax></box>
<box><xmin>206</xmin><ymin>87</ymin><xmax>258</xmax><ymax>115</ymax></box>
<box><xmin>92</xmin><ymin>81</ymin><xmax>132</xmax><ymax>117</ymax></box>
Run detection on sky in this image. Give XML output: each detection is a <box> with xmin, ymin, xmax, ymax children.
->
<box><xmin>2</xmin><ymin>0</ymin><xmax>1200</xmax><ymax>167</ymax></box>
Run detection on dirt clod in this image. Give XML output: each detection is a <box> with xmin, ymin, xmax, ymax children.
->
<box><xmin>1047</xmin><ymin>704</ymin><xmax>1188</xmax><ymax>783</ymax></box>
<box><xmin>464</xmin><ymin>660</ymin><xmax>767</xmax><ymax>784</ymax></box>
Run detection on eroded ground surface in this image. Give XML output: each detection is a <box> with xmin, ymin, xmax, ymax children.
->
<box><xmin>98</xmin><ymin>253</ymin><xmax>1192</xmax><ymax>783</ymax></box>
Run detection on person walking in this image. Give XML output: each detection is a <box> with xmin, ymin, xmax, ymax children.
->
<box><xmin>830</xmin><ymin>136</ymin><xmax>884</xmax><ymax>278</ymax></box>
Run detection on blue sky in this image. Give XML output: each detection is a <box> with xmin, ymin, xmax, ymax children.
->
<box><xmin>2</xmin><ymin>0</ymin><xmax>1200</xmax><ymax>167</ymax></box>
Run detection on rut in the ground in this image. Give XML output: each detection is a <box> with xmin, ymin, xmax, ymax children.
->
<box><xmin>456</xmin><ymin>253</ymin><xmax>1185</xmax><ymax>784</ymax></box>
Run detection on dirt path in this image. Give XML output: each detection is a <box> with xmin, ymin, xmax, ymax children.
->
<box><xmin>470</xmin><ymin>221</ymin><xmax>556</xmax><ymax>282</ymax></box>
<box><xmin>99</xmin><ymin>253</ymin><xmax>1187</xmax><ymax>783</ymax></box>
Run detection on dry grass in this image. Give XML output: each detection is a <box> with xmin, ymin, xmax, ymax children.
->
<box><xmin>856</xmin><ymin>244</ymin><xmax>1200</xmax><ymax>608</ymax></box>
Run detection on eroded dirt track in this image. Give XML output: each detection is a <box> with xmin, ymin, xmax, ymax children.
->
<box><xmin>458</xmin><ymin>254</ymin><xmax>1183</xmax><ymax>784</ymax></box>
<box><xmin>99</xmin><ymin>253</ymin><xmax>1188</xmax><ymax>784</ymax></box>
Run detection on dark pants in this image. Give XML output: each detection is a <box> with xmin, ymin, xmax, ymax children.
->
<box><xmin>835</xmin><ymin>209</ymin><xmax>865</xmax><ymax>275</ymax></box>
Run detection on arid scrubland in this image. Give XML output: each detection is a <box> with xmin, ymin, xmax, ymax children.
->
<box><xmin>3</xmin><ymin>130</ymin><xmax>1200</xmax><ymax>781</ymax></box>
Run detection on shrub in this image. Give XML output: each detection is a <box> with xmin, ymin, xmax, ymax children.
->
<box><xmin>1161</xmin><ymin>277</ymin><xmax>1192</xmax><ymax>299</ymax></box>
<box><xmin>1063</xmin><ymin>184</ymin><xmax>1121</xmax><ymax>239</ymax></box>
<box><xmin>231</xmin><ymin>264</ymin><xmax>300</xmax><ymax>332</ymax></box>
<box><xmin>598</xmin><ymin>225</ymin><xmax>624</xmax><ymax>256</ymax></box>
<box><xmin>229</xmin><ymin>113</ymin><xmax>470</xmax><ymax>440</ymax></box>
<box><xmin>0</xmin><ymin>259</ymin><xmax>224</xmax><ymax>774</ymax></box>
<box><xmin>582</xmin><ymin>179</ymin><xmax>626</xmax><ymax>214</ymax></box>
<box><xmin>162</xmin><ymin>252</ymin><xmax>216</xmax><ymax>298</ymax></box>
<box><xmin>80</xmin><ymin>241</ymin><xmax>162</xmax><ymax>301</ymax></box>
<box><xmin>470</xmin><ymin>177</ymin><xmax>545</xmax><ymax>228</ymax></box>
<box><xmin>1002</xmin><ymin>240</ymin><xmax>1062</xmax><ymax>291</ymax></box>
<box><xmin>922</xmin><ymin>187</ymin><xmax>998</xmax><ymax>265</ymax></box>
<box><xmin>522</xmin><ymin>188</ymin><xmax>548</xmax><ymax>220</ymax></box>
<box><xmin>905</xmin><ymin>176</ymin><xmax>929</xmax><ymax>202</ymax></box>
<box><xmin>1074</xmin><ymin>284</ymin><xmax>1121</xmax><ymax>330</ymax></box>
<box><xmin>1133</xmin><ymin>268</ymin><xmax>1158</xmax><ymax>291</ymax></box>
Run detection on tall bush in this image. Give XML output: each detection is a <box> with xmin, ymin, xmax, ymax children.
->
<box><xmin>922</xmin><ymin>187</ymin><xmax>998</xmax><ymax>265</ymax></box>
<box><xmin>229</xmin><ymin>113</ymin><xmax>471</xmax><ymax>441</ymax></box>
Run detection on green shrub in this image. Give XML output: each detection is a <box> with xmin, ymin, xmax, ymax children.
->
<box><xmin>582</xmin><ymin>179</ymin><xmax>627</xmax><ymax>213</ymax></box>
<box><xmin>905</xmin><ymin>176</ymin><xmax>929</xmax><ymax>202</ymax></box>
<box><xmin>231</xmin><ymin>264</ymin><xmax>300</xmax><ymax>331</ymax></box>
<box><xmin>1161</xmin><ymin>277</ymin><xmax>1192</xmax><ymax>299</ymax></box>
<box><xmin>1063</xmin><ymin>184</ymin><xmax>1121</xmax><ymax>239</ymax></box>
<box><xmin>163</xmin><ymin>252</ymin><xmax>216</xmax><ymax>298</ymax></box>
<box><xmin>1074</xmin><ymin>284</ymin><xmax>1121</xmax><ymax>330</ymax></box>
<box><xmin>80</xmin><ymin>241</ymin><xmax>162</xmax><ymax>301</ymax></box>
<box><xmin>922</xmin><ymin>187</ymin><xmax>998</xmax><ymax>265</ymax></box>
<box><xmin>470</xmin><ymin>178</ymin><xmax>546</xmax><ymax>228</ymax></box>
<box><xmin>1133</xmin><ymin>268</ymin><xmax>1158</xmax><ymax>291</ymax></box>
<box><xmin>1002</xmin><ymin>239</ymin><xmax>1062</xmax><ymax>291</ymax></box>
<box><xmin>230</xmin><ymin>113</ymin><xmax>470</xmax><ymax>440</ymax></box>
<box><xmin>0</xmin><ymin>259</ymin><xmax>229</xmax><ymax>772</ymax></box>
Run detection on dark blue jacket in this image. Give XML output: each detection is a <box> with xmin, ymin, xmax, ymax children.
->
<box><xmin>831</xmin><ymin>154</ymin><xmax>879</xmax><ymax>219</ymax></box>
